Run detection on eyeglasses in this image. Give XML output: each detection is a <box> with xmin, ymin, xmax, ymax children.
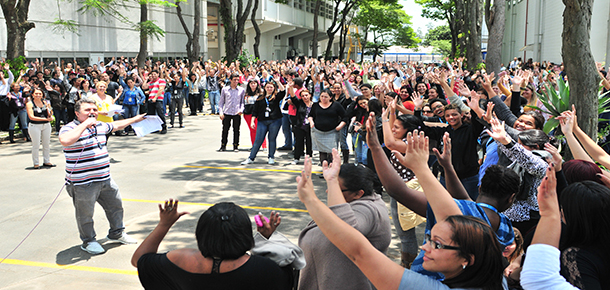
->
<box><xmin>425</xmin><ymin>234</ymin><xmax>460</xmax><ymax>251</ymax></box>
<box><xmin>423</xmin><ymin>110</ymin><xmax>433</xmax><ymax>114</ymax></box>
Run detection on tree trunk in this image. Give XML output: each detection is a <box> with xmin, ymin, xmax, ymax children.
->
<box><xmin>360</xmin><ymin>27</ymin><xmax>369</xmax><ymax>63</ymax></box>
<box><xmin>312</xmin><ymin>0</ymin><xmax>321</xmax><ymax>57</ymax></box>
<box><xmin>137</xmin><ymin>3</ymin><xmax>148</xmax><ymax>68</ymax></box>
<box><xmin>0</xmin><ymin>0</ymin><xmax>35</xmax><ymax>60</ymax></box>
<box><xmin>485</xmin><ymin>0</ymin><xmax>506</xmax><ymax>74</ymax></box>
<box><xmin>251</xmin><ymin>0</ymin><xmax>260</xmax><ymax>59</ymax></box>
<box><xmin>562</xmin><ymin>0</ymin><xmax>599</xmax><ymax>139</ymax></box>
<box><xmin>176</xmin><ymin>0</ymin><xmax>201</xmax><ymax>63</ymax></box>
<box><xmin>464</xmin><ymin>0</ymin><xmax>483</xmax><ymax>69</ymax></box>
<box><xmin>324</xmin><ymin>0</ymin><xmax>342</xmax><ymax>60</ymax></box>
<box><xmin>338</xmin><ymin>19</ymin><xmax>347</xmax><ymax>59</ymax></box>
<box><xmin>454</xmin><ymin>0</ymin><xmax>467</xmax><ymax>58</ymax></box>
<box><xmin>219</xmin><ymin>0</ymin><xmax>253</xmax><ymax>63</ymax></box>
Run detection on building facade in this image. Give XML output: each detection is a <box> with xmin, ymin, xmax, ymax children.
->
<box><xmin>502</xmin><ymin>0</ymin><xmax>610</xmax><ymax>67</ymax></box>
<box><xmin>0</xmin><ymin>0</ymin><xmax>344</xmax><ymax>64</ymax></box>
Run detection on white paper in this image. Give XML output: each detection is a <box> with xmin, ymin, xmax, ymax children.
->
<box><xmin>107</xmin><ymin>104</ymin><xmax>124</xmax><ymax>117</ymax></box>
<box><xmin>130</xmin><ymin>115</ymin><xmax>163</xmax><ymax>137</ymax></box>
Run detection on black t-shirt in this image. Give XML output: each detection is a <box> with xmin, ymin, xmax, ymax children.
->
<box><xmin>252</xmin><ymin>91</ymin><xmax>285</xmax><ymax>121</ymax></box>
<box><xmin>310</xmin><ymin>102</ymin><xmax>346</xmax><ymax>132</ymax></box>
<box><xmin>105</xmin><ymin>81</ymin><xmax>120</xmax><ymax>98</ymax></box>
<box><xmin>137</xmin><ymin>253</ymin><xmax>292</xmax><ymax>290</ymax></box>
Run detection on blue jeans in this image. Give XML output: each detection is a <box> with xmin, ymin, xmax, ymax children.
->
<box><xmin>9</xmin><ymin>109</ymin><xmax>28</xmax><ymax>130</ymax></box>
<box><xmin>281</xmin><ymin>113</ymin><xmax>293</xmax><ymax>149</ymax></box>
<box><xmin>162</xmin><ymin>92</ymin><xmax>171</xmax><ymax>115</ymax></box>
<box><xmin>122</xmin><ymin>105</ymin><xmax>139</xmax><ymax>119</ymax></box>
<box><xmin>440</xmin><ymin>173</ymin><xmax>480</xmax><ymax>200</ymax></box>
<box><xmin>208</xmin><ymin>90</ymin><xmax>220</xmax><ymax>114</ymax></box>
<box><xmin>352</xmin><ymin>132</ymin><xmax>368</xmax><ymax>165</ymax></box>
<box><xmin>249</xmin><ymin>118</ymin><xmax>282</xmax><ymax>160</ymax></box>
<box><xmin>339</xmin><ymin>126</ymin><xmax>349</xmax><ymax>150</ymax></box>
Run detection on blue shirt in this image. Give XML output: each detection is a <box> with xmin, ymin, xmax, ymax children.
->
<box><xmin>411</xmin><ymin>199</ymin><xmax>515</xmax><ymax>281</ymax></box>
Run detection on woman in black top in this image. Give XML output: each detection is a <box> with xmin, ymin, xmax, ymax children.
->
<box><xmin>241</xmin><ymin>81</ymin><xmax>285</xmax><ymax>165</ymax></box>
<box><xmin>26</xmin><ymin>88</ymin><xmax>54</xmax><ymax>169</ymax></box>
<box><xmin>331</xmin><ymin>82</ymin><xmax>353</xmax><ymax>163</ymax></box>
<box><xmin>290</xmin><ymin>89</ymin><xmax>314</xmax><ymax>165</ymax></box>
<box><xmin>308</xmin><ymin>91</ymin><xmax>346</xmax><ymax>165</ymax></box>
<box><xmin>167</xmin><ymin>72</ymin><xmax>187</xmax><ymax>128</ymax></box>
<box><xmin>243</xmin><ymin>80</ymin><xmax>266</xmax><ymax>150</ymax></box>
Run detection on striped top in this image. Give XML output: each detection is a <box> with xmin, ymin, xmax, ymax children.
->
<box><xmin>60</xmin><ymin>120</ymin><xmax>114</xmax><ymax>185</ymax></box>
<box><xmin>148</xmin><ymin>78</ymin><xmax>166</xmax><ymax>101</ymax></box>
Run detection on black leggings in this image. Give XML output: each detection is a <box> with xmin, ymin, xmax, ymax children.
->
<box><xmin>293</xmin><ymin>125</ymin><xmax>312</xmax><ymax>160</ymax></box>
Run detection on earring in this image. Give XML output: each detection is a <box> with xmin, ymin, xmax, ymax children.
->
<box><xmin>462</xmin><ymin>264</ymin><xmax>467</xmax><ymax>269</ymax></box>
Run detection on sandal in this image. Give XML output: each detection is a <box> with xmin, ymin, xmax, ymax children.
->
<box><xmin>43</xmin><ymin>163</ymin><xmax>56</xmax><ymax>168</ymax></box>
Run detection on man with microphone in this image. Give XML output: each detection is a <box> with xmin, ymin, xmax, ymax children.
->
<box><xmin>59</xmin><ymin>97</ymin><xmax>146</xmax><ymax>255</ymax></box>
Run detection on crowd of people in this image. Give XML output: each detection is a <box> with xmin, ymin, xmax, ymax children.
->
<box><xmin>2</xmin><ymin>55</ymin><xmax>610</xmax><ymax>289</ymax></box>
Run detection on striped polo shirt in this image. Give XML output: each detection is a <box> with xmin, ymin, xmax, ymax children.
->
<box><xmin>60</xmin><ymin>121</ymin><xmax>114</xmax><ymax>185</ymax></box>
<box><xmin>147</xmin><ymin>78</ymin><xmax>166</xmax><ymax>101</ymax></box>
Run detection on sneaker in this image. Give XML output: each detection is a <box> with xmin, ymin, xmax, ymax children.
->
<box><xmin>107</xmin><ymin>233</ymin><xmax>138</xmax><ymax>245</ymax></box>
<box><xmin>217</xmin><ymin>146</ymin><xmax>227</xmax><ymax>152</ymax></box>
<box><xmin>241</xmin><ymin>158</ymin><xmax>254</xmax><ymax>165</ymax></box>
<box><xmin>81</xmin><ymin>241</ymin><xmax>105</xmax><ymax>255</ymax></box>
<box><xmin>291</xmin><ymin>159</ymin><xmax>299</xmax><ymax>165</ymax></box>
<box><xmin>268</xmin><ymin>158</ymin><xmax>275</xmax><ymax>165</ymax></box>
<box><xmin>233</xmin><ymin>146</ymin><xmax>239</xmax><ymax>152</ymax></box>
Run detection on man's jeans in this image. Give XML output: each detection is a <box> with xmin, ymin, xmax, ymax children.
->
<box><xmin>66</xmin><ymin>178</ymin><xmax>125</xmax><ymax>244</ymax></box>
<box><xmin>208</xmin><ymin>90</ymin><xmax>220</xmax><ymax>114</ymax></box>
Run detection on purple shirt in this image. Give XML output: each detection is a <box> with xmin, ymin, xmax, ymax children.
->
<box><xmin>219</xmin><ymin>85</ymin><xmax>245</xmax><ymax>115</ymax></box>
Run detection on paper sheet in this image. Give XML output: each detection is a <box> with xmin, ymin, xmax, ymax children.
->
<box><xmin>130</xmin><ymin>115</ymin><xmax>163</xmax><ymax>137</ymax></box>
<box><xmin>107</xmin><ymin>104</ymin><xmax>124</xmax><ymax>117</ymax></box>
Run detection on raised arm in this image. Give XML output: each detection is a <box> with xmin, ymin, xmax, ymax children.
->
<box><xmin>569</xmin><ymin>105</ymin><xmax>610</xmax><ymax>168</ymax></box>
<box><xmin>365</xmin><ymin>114</ymin><xmax>428</xmax><ymax>216</ymax></box>
<box><xmin>433</xmin><ymin>133</ymin><xmax>471</xmax><ymax>200</ymax></box>
<box><xmin>131</xmin><ymin>199</ymin><xmax>189</xmax><ymax>267</ymax></box>
<box><xmin>392</xmin><ymin>130</ymin><xmax>462</xmax><ymax>222</ymax></box>
<box><xmin>296</xmin><ymin>157</ymin><xmax>404</xmax><ymax>290</ymax></box>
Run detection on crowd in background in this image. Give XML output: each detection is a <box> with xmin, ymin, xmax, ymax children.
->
<box><xmin>2</xmin><ymin>54</ymin><xmax>610</xmax><ymax>289</ymax></box>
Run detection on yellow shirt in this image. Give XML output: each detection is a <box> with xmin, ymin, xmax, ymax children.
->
<box><xmin>92</xmin><ymin>94</ymin><xmax>114</xmax><ymax>123</ymax></box>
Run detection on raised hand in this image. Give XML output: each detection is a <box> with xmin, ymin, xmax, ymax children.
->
<box><xmin>322</xmin><ymin>149</ymin><xmax>342</xmax><ymax>181</ymax></box>
<box><xmin>256</xmin><ymin>211</ymin><xmax>281</xmax><ymax>239</ymax></box>
<box><xmin>296</xmin><ymin>155</ymin><xmax>315</xmax><ymax>203</ymax></box>
<box><xmin>486</xmin><ymin>118</ymin><xmax>510</xmax><ymax>145</ymax></box>
<box><xmin>392</xmin><ymin>130</ymin><xmax>430</xmax><ymax>172</ymax></box>
<box><xmin>432</xmin><ymin>132</ymin><xmax>452</xmax><ymax>169</ymax></box>
<box><xmin>158</xmin><ymin>199</ymin><xmax>189</xmax><ymax>227</ymax></box>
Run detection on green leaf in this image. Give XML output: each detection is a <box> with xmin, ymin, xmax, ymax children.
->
<box><xmin>525</xmin><ymin>105</ymin><xmax>553</xmax><ymax>115</ymax></box>
<box><xmin>543</xmin><ymin>118</ymin><xmax>559</xmax><ymax>134</ymax></box>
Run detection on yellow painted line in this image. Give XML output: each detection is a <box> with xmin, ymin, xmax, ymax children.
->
<box><xmin>180</xmin><ymin>165</ymin><xmax>323</xmax><ymax>174</ymax></box>
<box><xmin>123</xmin><ymin>198</ymin><xmax>308</xmax><ymax>213</ymax></box>
<box><xmin>0</xmin><ymin>258</ymin><xmax>137</xmax><ymax>275</ymax></box>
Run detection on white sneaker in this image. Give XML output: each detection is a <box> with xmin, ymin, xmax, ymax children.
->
<box><xmin>268</xmin><ymin>158</ymin><xmax>275</xmax><ymax>165</ymax></box>
<box><xmin>107</xmin><ymin>232</ymin><xmax>138</xmax><ymax>245</ymax></box>
<box><xmin>241</xmin><ymin>158</ymin><xmax>254</xmax><ymax>165</ymax></box>
<box><xmin>81</xmin><ymin>241</ymin><xmax>105</xmax><ymax>255</ymax></box>
<box><xmin>291</xmin><ymin>159</ymin><xmax>299</xmax><ymax>165</ymax></box>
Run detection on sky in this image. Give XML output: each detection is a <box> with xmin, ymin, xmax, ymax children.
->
<box><xmin>399</xmin><ymin>0</ymin><xmax>446</xmax><ymax>36</ymax></box>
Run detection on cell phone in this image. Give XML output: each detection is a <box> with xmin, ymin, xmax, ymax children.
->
<box><xmin>254</xmin><ymin>214</ymin><xmax>269</xmax><ymax>227</ymax></box>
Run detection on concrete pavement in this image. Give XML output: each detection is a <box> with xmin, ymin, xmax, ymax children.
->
<box><xmin>0</xmin><ymin>111</ymin><xmax>416</xmax><ymax>289</ymax></box>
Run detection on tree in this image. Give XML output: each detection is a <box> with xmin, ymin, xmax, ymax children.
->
<box><xmin>56</xmin><ymin>0</ymin><xmax>171</xmax><ymax>68</ymax></box>
<box><xmin>219</xmin><ymin>0</ymin><xmax>254</xmax><ymax>63</ymax></box>
<box><xmin>176</xmin><ymin>0</ymin><xmax>201</xmax><ymax>63</ymax></box>
<box><xmin>463</xmin><ymin>0</ymin><xmax>483</xmax><ymax>69</ymax></box>
<box><xmin>422</xmin><ymin>25</ymin><xmax>451</xmax><ymax>46</ymax></box>
<box><xmin>353</xmin><ymin>0</ymin><xmax>412</xmax><ymax>61</ymax></box>
<box><xmin>484</xmin><ymin>0</ymin><xmax>506</xmax><ymax>74</ymax></box>
<box><xmin>0</xmin><ymin>0</ymin><xmax>35</xmax><ymax>59</ymax></box>
<box><xmin>393</xmin><ymin>23</ymin><xmax>420</xmax><ymax>48</ymax></box>
<box><xmin>251</xmin><ymin>0</ymin><xmax>261</xmax><ymax>59</ymax></box>
<box><xmin>415</xmin><ymin>0</ymin><xmax>458</xmax><ymax>58</ymax></box>
<box><xmin>562</xmin><ymin>0</ymin><xmax>599</xmax><ymax>139</ymax></box>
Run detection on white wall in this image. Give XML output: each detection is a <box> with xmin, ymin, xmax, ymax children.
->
<box><xmin>0</xmin><ymin>1</ymin><xmax>207</xmax><ymax>60</ymax></box>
